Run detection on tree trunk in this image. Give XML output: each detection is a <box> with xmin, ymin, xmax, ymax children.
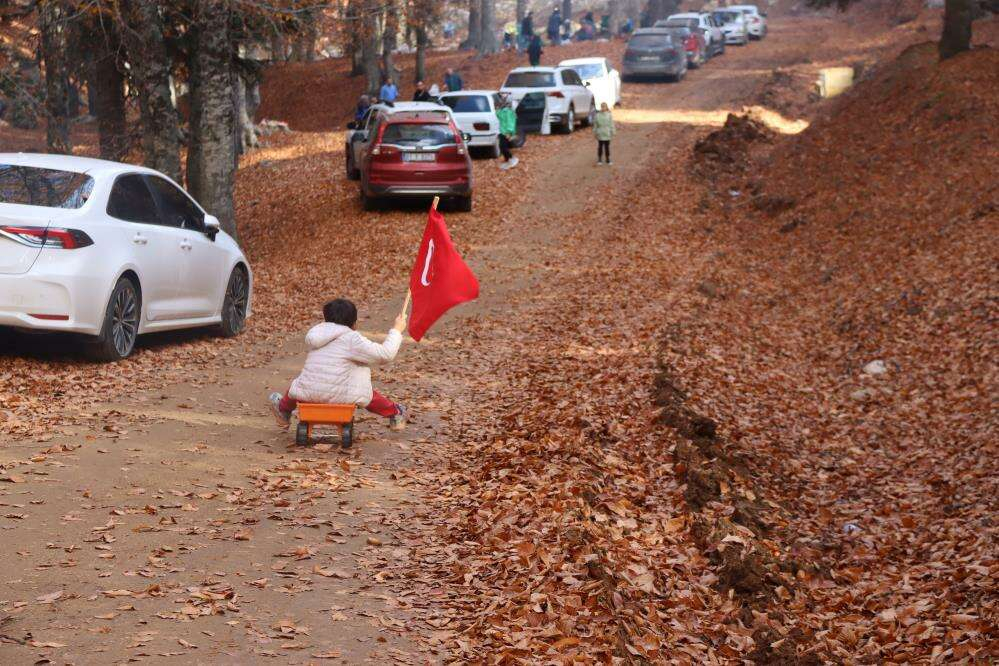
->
<box><xmin>382</xmin><ymin>0</ymin><xmax>399</xmax><ymax>83</ymax></box>
<box><xmin>462</xmin><ymin>0</ymin><xmax>482</xmax><ymax>51</ymax></box>
<box><xmin>516</xmin><ymin>0</ymin><xmax>527</xmax><ymax>23</ymax></box>
<box><xmin>186</xmin><ymin>0</ymin><xmax>238</xmax><ymax>241</ymax></box>
<box><xmin>939</xmin><ymin>0</ymin><xmax>972</xmax><ymax>60</ymax></box>
<box><xmin>479</xmin><ymin>0</ymin><xmax>499</xmax><ymax>54</ymax></box>
<box><xmin>562</xmin><ymin>0</ymin><xmax>572</xmax><ymax>21</ymax></box>
<box><xmin>361</xmin><ymin>0</ymin><xmax>381</xmax><ymax>94</ymax></box>
<box><xmin>234</xmin><ymin>69</ymin><xmax>260</xmax><ymax>154</ymax></box>
<box><xmin>644</xmin><ymin>0</ymin><xmax>678</xmax><ymax>25</ymax></box>
<box><xmin>39</xmin><ymin>0</ymin><xmax>71</xmax><ymax>154</ymax></box>
<box><xmin>90</xmin><ymin>50</ymin><xmax>128</xmax><ymax>161</ymax></box>
<box><xmin>120</xmin><ymin>0</ymin><xmax>182</xmax><ymax>182</ymax></box>
<box><xmin>415</xmin><ymin>25</ymin><xmax>428</xmax><ymax>82</ymax></box>
<box><xmin>270</xmin><ymin>29</ymin><xmax>287</xmax><ymax>62</ymax></box>
<box><xmin>607</xmin><ymin>0</ymin><xmax>623</xmax><ymax>35</ymax></box>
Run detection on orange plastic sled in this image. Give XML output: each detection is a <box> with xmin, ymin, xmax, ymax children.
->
<box><xmin>295</xmin><ymin>403</ymin><xmax>356</xmax><ymax>448</ymax></box>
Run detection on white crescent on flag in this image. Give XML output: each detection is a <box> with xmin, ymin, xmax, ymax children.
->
<box><xmin>420</xmin><ymin>239</ymin><xmax>435</xmax><ymax>286</ymax></box>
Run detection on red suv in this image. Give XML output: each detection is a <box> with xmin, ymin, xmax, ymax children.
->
<box><xmin>357</xmin><ymin>111</ymin><xmax>474</xmax><ymax>212</ymax></box>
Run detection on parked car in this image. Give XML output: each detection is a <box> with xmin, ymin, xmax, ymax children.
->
<box><xmin>711</xmin><ymin>10</ymin><xmax>750</xmax><ymax>46</ymax></box>
<box><xmin>657</xmin><ymin>26</ymin><xmax>707</xmax><ymax>69</ymax></box>
<box><xmin>557</xmin><ymin>57</ymin><xmax>622</xmax><ymax>109</ymax></box>
<box><xmin>0</xmin><ymin>154</ymin><xmax>251</xmax><ymax>361</ymax></box>
<box><xmin>730</xmin><ymin>4</ymin><xmax>768</xmax><ymax>39</ymax></box>
<box><xmin>622</xmin><ymin>28</ymin><xmax>688</xmax><ymax>82</ymax></box>
<box><xmin>500</xmin><ymin>67</ymin><xmax>595</xmax><ymax>133</ymax></box>
<box><xmin>438</xmin><ymin>90</ymin><xmax>503</xmax><ymax>158</ymax></box>
<box><xmin>345</xmin><ymin>101</ymin><xmax>455</xmax><ymax>180</ymax></box>
<box><xmin>356</xmin><ymin>110</ymin><xmax>473</xmax><ymax>212</ymax></box>
<box><xmin>658</xmin><ymin>13</ymin><xmax>724</xmax><ymax>58</ymax></box>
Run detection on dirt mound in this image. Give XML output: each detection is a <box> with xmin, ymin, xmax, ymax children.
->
<box><xmin>692</xmin><ymin>113</ymin><xmax>774</xmax><ymax>175</ymax></box>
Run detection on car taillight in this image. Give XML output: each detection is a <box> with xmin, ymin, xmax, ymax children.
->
<box><xmin>0</xmin><ymin>225</ymin><xmax>93</xmax><ymax>249</ymax></box>
<box><xmin>547</xmin><ymin>91</ymin><xmax>564</xmax><ymax>98</ymax></box>
<box><xmin>437</xmin><ymin>146</ymin><xmax>466</xmax><ymax>162</ymax></box>
<box><xmin>664</xmin><ymin>49</ymin><xmax>678</xmax><ymax>59</ymax></box>
<box><xmin>473</xmin><ymin>122</ymin><xmax>489</xmax><ymax>131</ymax></box>
<box><xmin>371</xmin><ymin>145</ymin><xmax>399</xmax><ymax>159</ymax></box>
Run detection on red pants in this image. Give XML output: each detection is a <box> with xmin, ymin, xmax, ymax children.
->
<box><xmin>279</xmin><ymin>390</ymin><xmax>399</xmax><ymax>417</ymax></box>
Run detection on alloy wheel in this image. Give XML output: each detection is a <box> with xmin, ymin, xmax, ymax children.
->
<box><xmin>225</xmin><ymin>270</ymin><xmax>248</xmax><ymax>334</ymax></box>
<box><xmin>111</xmin><ymin>283</ymin><xmax>138</xmax><ymax>358</ymax></box>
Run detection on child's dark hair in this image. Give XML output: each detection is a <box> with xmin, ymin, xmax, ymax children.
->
<box><xmin>323</xmin><ymin>299</ymin><xmax>358</xmax><ymax>328</ymax></box>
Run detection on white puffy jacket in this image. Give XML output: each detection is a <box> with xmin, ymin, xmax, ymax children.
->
<box><xmin>288</xmin><ymin>323</ymin><xmax>402</xmax><ymax>406</ymax></box>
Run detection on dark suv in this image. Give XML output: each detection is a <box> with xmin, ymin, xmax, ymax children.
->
<box><xmin>622</xmin><ymin>28</ymin><xmax>688</xmax><ymax>82</ymax></box>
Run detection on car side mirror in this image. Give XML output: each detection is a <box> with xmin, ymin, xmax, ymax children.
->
<box><xmin>347</xmin><ymin>121</ymin><xmax>358</xmax><ymax>130</ymax></box>
<box><xmin>584</xmin><ymin>81</ymin><xmax>591</xmax><ymax>86</ymax></box>
<box><xmin>204</xmin><ymin>215</ymin><xmax>221</xmax><ymax>241</ymax></box>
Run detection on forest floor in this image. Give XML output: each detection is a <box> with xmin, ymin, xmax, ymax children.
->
<box><xmin>2</xmin><ymin>7</ymin><xmax>997</xmax><ymax>665</ymax></box>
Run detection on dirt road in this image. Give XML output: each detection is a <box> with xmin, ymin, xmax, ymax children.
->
<box><xmin>1</xmin><ymin>18</ymin><xmax>846</xmax><ymax>664</ymax></box>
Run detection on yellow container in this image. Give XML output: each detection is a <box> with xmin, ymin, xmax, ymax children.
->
<box><xmin>817</xmin><ymin>67</ymin><xmax>854</xmax><ymax>98</ymax></box>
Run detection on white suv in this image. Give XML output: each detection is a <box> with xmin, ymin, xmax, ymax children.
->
<box><xmin>0</xmin><ymin>153</ymin><xmax>252</xmax><ymax>361</ymax></box>
<box><xmin>500</xmin><ymin>67</ymin><xmax>595</xmax><ymax>134</ymax></box>
<box><xmin>730</xmin><ymin>4</ymin><xmax>768</xmax><ymax>39</ymax></box>
<box><xmin>438</xmin><ymin>91</ymin><xmax>503</xmax><ymax>158</ymax></box>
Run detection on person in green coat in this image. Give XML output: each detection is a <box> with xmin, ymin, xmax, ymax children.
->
<box><xmin>496</xmin><ymin>95</ymin><xmax>519</xmax><ymax>170</ymax></box>
<box><xmin>594</xmin><ymin>102</ymin><xmax>615</xmax><ymax>165</ymax></box>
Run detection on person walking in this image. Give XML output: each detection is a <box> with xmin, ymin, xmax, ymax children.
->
<box><xmin>443</xmin><ymin>67</ymin><xmax>463</xmax><ymax>92</ymax></box>
<box><xmin>547</xmin><ymin>7</ymin><xmax>561</xmax><ymax>43</ymax></box>
<box><xmin>496</xmin><ymin>95</ymin><xmax>519</xmax><ymax>170</ymax></box>
<box><xmin>594</xmin><ymin>102</ymin><xmax>615</xmax><ymax>165</ymax></box>
<box><xmin>527</xmin><ymin>34</ymin><xmax>543</xmax><ymax>66</ymax></box>
<box><xmin>379</xmin><ymin>77</ymin><xmax>398</xmax><ymax>103</ymax></box>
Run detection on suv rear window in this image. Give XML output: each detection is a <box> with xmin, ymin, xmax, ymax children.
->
<box><xmin>628</xmin><ymin>34</ymin><xmax>673</xmax><ymax>48</ymax></box>
<box><xmin>663</xmin><ymin>18</ymin><xmax>698</xmax><ymax>29</ymax></box>
<box><xmin>440</xmin><ymin>95</ymin><xmax>490</xmax><ymax>113</ymax></box>
<box><xmin>503</xmin><ymin>72</ymin><xmax>556</xmax><ymax>88</ymax></box>
<box><xmin>714</xmin><ymin>11</ymin><xmax>741</xmax><ymax>22</ymax></box>
<box><xmin>381</xmin><ymin>123</ymin><xmax>456</xmax><ymax>146</ymax></box>
<box><xmin>0</xmin><ymin>164</ymin><xmax>94</xmax><ymax>209</ymax></box>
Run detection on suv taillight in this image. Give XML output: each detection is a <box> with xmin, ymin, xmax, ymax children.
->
<box><xmin>0</xmin><ymin>225</ymin><xmax>94</xmax><ymax>249</ymax></box>
<box><xmin>548</xmin><ymin>91</ymin><xmax>564</xmax><ymax>98</ymax></box>
<box><xmin>473</xmin><ymin>122</ymin><xmax>490</xmax><ymax>131</ymax></box>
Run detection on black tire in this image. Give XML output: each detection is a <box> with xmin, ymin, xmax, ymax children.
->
<box><xmin>582</xmin><ymin>105</ymin><xmax>595</xmax><ymax>127</ymax></box>
<box><xmin>89</xmin><ymin>276</ymin><xmax>140</xmax><ymax>362</ymax></box>
<box><xmin>455</xmin><ymin>195</ymin><xmax>472</xmax><ymax>213</ymax></box>
<box><xmin>361</xmin><ymin>189</ymin><xmax>377</xmax><ymax>211</ymax></box>
<box><xmin>345</xmin><ymin>151</ymin><xmax>360</xmax><ymax>180</ymax></box>
<box><xmin>341</xmin><ymin>422</ymin><xmax>353</xmax><ymax>449</ymax></box>
<box><xmin>217</xmin><ymin>267</ymin><xmax>249</xmax><ymax>338</ymax></box>
<box><xmin>562</xmin><ymin>106</ymin><xmax>575</xmax><ymax>134</ymax></box>
<box><xmin>296</xmin><ymin>422</ymin><xmax>309</xmax><ymax>446</ymax></box>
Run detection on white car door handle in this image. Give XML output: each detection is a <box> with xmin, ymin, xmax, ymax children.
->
<box><xmin>132</xmin><ymin>233</ymin><xmax>148</xmax><ymax>245</ymax></box>
<box><xmin>180</xmin><ymin>240</ymin><xmax>192</xmax><ymax>250</ymax></box>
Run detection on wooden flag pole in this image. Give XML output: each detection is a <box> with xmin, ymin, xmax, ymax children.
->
<box><xmin>402</xmin><ymin>288</ymin><xmax>411</xmax><ymax>316</ymax></box>
<box><xmin>431</xmin><ymin>195</ymin><xmax>440</xmax><ymax>211</ymax></box>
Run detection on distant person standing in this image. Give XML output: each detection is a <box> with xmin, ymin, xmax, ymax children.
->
<box><xmin>496</xmin><ymin>96</ymin><xmax>519</xmax><ymax>170</ymax></box>
<box><xmin>379</xmin><ymin>77</ymin><xmax>398</xmax><ymax>103</ymax></box>
<box><xmin>594</xmin><ymin>102</ymin><xmax>615</xmax><ymax>165</ymax></box>
<box><xmin>354</xmin><ymin>94</ymin><xmax>371</xmax><ymax>123</ymax></box>
<box><xmin>413</xmin><ymin>81</ymin><xmax>432</xmax><ymax>102</ymax></box>
<box><xmin>547</xmin><ymin>7</ymin><xmax>561</xmax><ymax>43</ymax></box>
<box><xmin>443</xmin><ymin>67</ymin><xmax>463</xmax><ymax>92</ymax></box>
<box><xmin>527</xmin><ymin>34</ymin><xmax>544</xmax><ymax>66</ymax></box>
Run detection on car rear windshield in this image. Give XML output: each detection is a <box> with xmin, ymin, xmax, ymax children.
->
<box><xmin>503</xmin><ymin>72</ymin><xmax>556</xmax><ymax>88</ymax></box>
<box><xmin>714</xmin><ymin>11</ymin><xmax>741</xmax><ymax>22</ymax></box>
<box><xmin>381</xmin><ymin>123</ymin><xmax>456</xmax><ymax>146</ymax></box>
<box><xmin>440</xmin><ymin>95</ymin><xmax>490</xmax><ymax>113</ymax></box>
<box><xmin>664</xmin><ymin>18</ymin><xmax>698</xmax><ymax>29</ymax></box>
<box><xmin>0</xmin><ymin>164</ymin><xmax>94</xmax><ymax>209</ymax></box>
<box><xmin>628</xmin><ymin>34</ymin><xmax>673</xmax><ymax>48</ymax></box>
<box><xmin>567</xmin><ymin>63</ymin><xmax>604</xmax><ymax>79</ymax></box>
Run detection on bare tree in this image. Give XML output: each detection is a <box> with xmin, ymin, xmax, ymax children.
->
<box><xmin>462</xmin><ymin>0</ymin><xmax>482</xmax><ymax>51</ymax></box>
<box><xmin>120</xmin><ymin>0</ymin><xmax>182</xmax><ymax>182</ymax></box>
<box><xmin>186</xmin><ymin>0</ymin><xmax>237</xmax><ymax>239</ymax></box>
<box><xmin>939</xmin><ymin>0</ymin><xmax>973</xmax><ymax>59</ymax></box>
<box><xmin>516</xmin><ymin>0</ymin><xmax>527</xmax><ymax>23</ymax></box>
<box><xmin>360</xmin><ymin>0</ymin><xmax>381</xmax><ymax>94</ymax></box>
<box><xmin>39</xmin><ymin>0</ymin><xmax>71</xmax><ymax>153</ymax></box>
<box><xmin>562</xmin><ymin>0</ymin><xmax>572</xmax><ymax>21</ymax></box>
<box><xmin>479</xmin><ymin>0</ymin><xmax>498</xmax><ymax>54</ymax></box>
<box><xmin>88</xmin><ymin>38</ymin><xmax>128</xmax><ymax>160</ymax></box>
<box><xmin>382</xmin><ymin>0</ymin><xmax>399</xmax><ymax>84</ymax></box>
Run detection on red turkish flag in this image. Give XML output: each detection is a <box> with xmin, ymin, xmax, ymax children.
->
<box><xmin>407</xmin><ymin>206</ymin><xmax>479</xmax><ymax>341</ymax></box>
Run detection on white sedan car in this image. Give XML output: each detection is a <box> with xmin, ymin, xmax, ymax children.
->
<box><xmin>500</xmin><ymin>67</ymin><xmax>595</xmax><ymax>133</ymax></box>
<box><xmin>730</xmin><ymin>4</ymin><xmax>768</xmax><ymax>39</ymax></box>
<box><xmin>0</xmin><ymin>153</ymin><xmax>252</xmax><ymax>361</ymax></box>
<box><xmin>438</xmin><ymin>90</ymin><xmax>503</xmax><ymax>158</ymax></box>
<box><xmin>558</xmin><ymin>57</ymin><xmax>622</xmax><ymax>110</ymax></box>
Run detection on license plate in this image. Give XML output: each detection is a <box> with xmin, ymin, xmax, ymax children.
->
<box><xmin>640</xmin><ymin>56</ymin><xmax>658</xmax><ymax>61</ymax></box>
<box><xmin>402</xmin><ymin>152</ymin><xmax>435</xmax><ymax>162</ymax></box>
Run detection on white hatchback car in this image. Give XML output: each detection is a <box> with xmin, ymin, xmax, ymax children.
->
<box><xmin>661</xmin><ymin>13</ymin><xmax>725</xmax><ymax>57</ymax></box>
<box><xmin>557</xmin><ymin>57</ymin><xmax>622</xmax><ymax>110</ymax></box>
<box><xmin>711</xmin><ymin>9</ymin><xmax>750</xmax><ymax>45</ymax></box>
<box><xmin>0</xmin><ymin>154</ymin><xmax>252</xmax><ymax>361</ymax></box>
<box><xmin>730</xmin><ymin>4</ymin><xmax>768</xmax><ymax>39</ymax></box>
<box><xmin>500</xmin><ymin>67</ymin><xmax>595</xmax><ymax>133</ymax></box>
<box><xmin>438</xmin><ymin>90</ymin><xmax>503</xmax><ymax>158</ymax></box>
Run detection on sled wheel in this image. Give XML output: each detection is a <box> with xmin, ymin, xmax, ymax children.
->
<box><xmin>295</xmin><ymin>422</ymin><xmax>309</xmax><ymax>446</ymax></box>
<box><xmin>341</xmin><ymin>422</ymin><xmax>354</xmax><ymax>449</ymax></box>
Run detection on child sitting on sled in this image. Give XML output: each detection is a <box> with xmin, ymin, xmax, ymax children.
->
<box><xmin>269</xmin><ymin>298</ymin><xmax>408</xmax><ymax>430</ymax></box>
